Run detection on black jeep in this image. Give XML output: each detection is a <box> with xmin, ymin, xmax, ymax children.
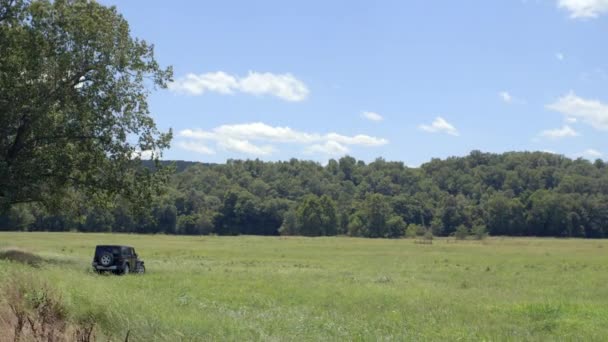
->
<box><xmin>92</xmin><ymin>245</ymin><xmax>145</xmax><ymax>275</ymax></box>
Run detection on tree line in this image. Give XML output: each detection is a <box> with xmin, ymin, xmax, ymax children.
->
<box><xmin>2</xmin><ymin>151</ymin><xmax>608</xmax><ymax>238</ymax></box>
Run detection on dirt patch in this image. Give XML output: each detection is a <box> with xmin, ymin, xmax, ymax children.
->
<box><xmin>0</xmin><ymin>248</ymin><xmax>44</xmax><ymax>267</ymax></box>
<box><xmin>0</xmin><ymin>306</ymin><xmax>96</xmax><ymax>342</ymax></box>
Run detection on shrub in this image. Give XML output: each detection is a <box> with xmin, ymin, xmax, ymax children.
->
<box><xmin>405</xmin><ymin>224</ymin><xmax>418</xmax><ymax>238</ymax></box>
<box><xmin>455</xmin><ymin>225</ymin><xmax>470</xmax><ymax>240</ymax></box>
<box><xmin>405</xmin><ymin>224</ymin><xmax>426</xmax><ymax>238</ymax></box>
<box><xmin>386</xmin><ymin>216</ymin><xmax>406</xmax><ymax>238</ymax></box>
<box><xmin>347</xmin><ymin>215</ymin><xmax>366</xmax><ymax>237</ymax></box>
<box><xmin>430</xmin><ymin>217</ymin><xmax>444</xmax><ymax>236</ymax></box>
<box><xmin>278</xmin><ymin>210</ymin><xmax>297</xmax><ymax>236</ymax></box>
<box><xmin>472</xmin><ymin>225</ymin><xmax>488</xmax><ymax>240</ymax></box>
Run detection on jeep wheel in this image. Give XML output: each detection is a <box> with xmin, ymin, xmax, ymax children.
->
<box><xmin>123</xmin><ymin>264</ymin><xmax>129</xmax><ymax>275</ymax></box>
<box><xmin>99</xmin><ymin>253</ymin><xmax>113</xmax><ymax>267</ymax></box>
<box><xmin>135</xmin><ymin>264</ymin><xmax>145</xmax><ymax>274</ymax></box>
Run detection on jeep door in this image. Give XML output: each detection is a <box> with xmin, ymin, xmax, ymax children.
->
<box><xmin>127</xmin><ymin>247</ymin><xmax>136</xmax><ymax>269</ymax></box>
<box><xmin>121</xmin><ymin>246</ymin><xmax>134</xmax><ymax>270</ymax></box>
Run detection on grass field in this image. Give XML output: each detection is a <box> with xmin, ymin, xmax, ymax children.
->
<box><xmin>1</xmin><ymin>232</ymin><xmax>608</xmax><ymax>341</ymax></box>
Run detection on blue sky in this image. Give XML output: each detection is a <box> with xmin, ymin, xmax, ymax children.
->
<box><xmin>101</xmin><ymin>0</ymin><xmax>608</xmax><ymax>166</ymax></box>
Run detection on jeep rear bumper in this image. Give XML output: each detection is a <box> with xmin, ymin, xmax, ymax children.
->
<box><xmin>92</xmin><ymin>262</ymin><xmax>119</xmax><ymax>270</ymax></box>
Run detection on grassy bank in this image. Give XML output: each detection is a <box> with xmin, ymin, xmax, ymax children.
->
<box><xmin>1</xmin><ymin>232</ymin><xmax>607</xmax><ymax>341</ymax></box>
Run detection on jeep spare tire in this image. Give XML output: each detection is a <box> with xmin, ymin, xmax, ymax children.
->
<box><xmin>100</xmin><ymin>252</ymin><xmax>113</xmax><ymax>266</ymax></box>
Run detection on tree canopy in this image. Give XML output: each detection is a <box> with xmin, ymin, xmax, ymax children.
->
<box><xmin>3</xmin><ymin>151</ymin><xmax>608</xmax><ymax>239</ymax></box>
<box><xmin>0</xmin><ymin>0</ymin><xmax>172</xmax><ymax>212</ymax></box>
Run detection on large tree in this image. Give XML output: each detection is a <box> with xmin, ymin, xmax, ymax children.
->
<box><xmin>0</xmin><ymin>0</ymin><xmax>172</xmax><ymax>212</ymax></box>
<box><xmin>296</xmin><ymin>195</ymin><xmax>324</xmax><ymax>236</ymax></box>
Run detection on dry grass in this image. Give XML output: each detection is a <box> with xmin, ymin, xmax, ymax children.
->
<box><xmin>0</xmin><ymin>270</ymin><xmax>97</xmax><ymax>342</ymax></box>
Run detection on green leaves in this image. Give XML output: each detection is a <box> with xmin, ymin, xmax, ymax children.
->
<box><xmin>292</xmin><ymin>194</ymin><xmax>338</xmax><ymax>236</ymax></box>
<box><xmin>0</xmin><ymin>0</ymin><xmax>172</xmax><ymax>212</ymax></box>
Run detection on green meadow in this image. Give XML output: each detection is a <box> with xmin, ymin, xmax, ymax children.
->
<box><xmin>1</xmin><ymin>232</ymin><xmax>608</xmax><ymax>341</ymax></box>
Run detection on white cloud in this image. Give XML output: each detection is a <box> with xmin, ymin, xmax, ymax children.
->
<box><xmin>177</xmin><ymin>141</ymin><xmax>216</xmax><ymax>155</ymax></box>
<box><xmin>547</xmin><ymin>92</ymin><xmax>608</xmax><ymax>130</ymax></box>
<box><xmin>556</xmin><ymin>52</ymin><xmax>565</xmax><ymax>61</ymax></box>
<box><xmin>169</xmin><ymin>71</ymin><xmax>309</xmax><ymax>102</ymax></box>
<box><xmin>361</xmin><ymin>111</ymin><xmax>384</xmax><ymax>122</ymax></box>
<box><xmin>538</xmin><ymin>125</ymin><xmax>580</xmax><ymax>139</ymax></box>
<box><xmin>237</xmin><ymin>72</ymin><xmax>309</xmax><ymax>102</ymax></box>
<box><xmin>499</xmin><ymin>91</ymin><xmax>525</xmax><ymax>104</ymax></box>
<box><xmin>304</xmin><ymin>141</ymin><xmax>349</xmax><ymax>156</ymax></box>
<box><xmin>131</xmin><ymin>149</ymin><xmax>161</xmax><ymax>159</ymax></box>
<box><xmin>217</xmin><ymin>138</ymin><xmax>275</xmax><ymax>156</ymax></box>
<box><xmin>325</xmin><ymin>133</ymin><xmax>388</xmax><ymax>146</ymax></box>
<box><xmin>213</xmin><ymin>122</ymin><xmax>319</xmax><ymax>143</ymax></box>
<box><xmin>177</xmin><ymin>122</ymin><xmax>388</xmax><ymax>157</ymax></box>
<box><xmin>557</xmin><ymin>0</ymin><xmax>608</xmax><ymax>18</ymax></box>
<box><xmin>168</xmin><ymin>72</ymin><xmax>238</xmax><ymax>95</ymax></box>
<box><xmin>178</xmin><ymin>129</ymin><xmax>216</xmax><ymax>140</ymax></box>
<box><xmin>499</xmin><ymin>91</ymin><xmax>513</xmax><ymax>103</ymax></box>
<box><xmin>582</xmin><ymin>148</ymin><xmax>603</xmax><ymax>158</ymax></box>
<box><xmin>418</xmin><ymin>117</ymin><xmax>459</xmax><ymax>136</ymax></box>
<box><xmin>565</xmin><ymin>117</ymin><xmax>577</xmax><ymax>123</ymax></box>
<box><xmin>138</xmin><ymin>150</ymin><xmax>156</xmax><ymax>159</ymax></box>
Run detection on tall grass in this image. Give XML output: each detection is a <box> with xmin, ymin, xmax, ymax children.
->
<box><xmin>0</xmin><ymin>233</ymin><xmax>607</xmax><ymax>340</ymax></box>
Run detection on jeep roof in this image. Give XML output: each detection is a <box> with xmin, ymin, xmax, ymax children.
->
<box><xmin>95</xmin><ymin>244</ymin><xmax>133</xmax><ymax>248</ymax></box>
<box><xmin>94</xmin><ymin>245</ymin><xmax>135</xmax><ymax>256</ymax></box>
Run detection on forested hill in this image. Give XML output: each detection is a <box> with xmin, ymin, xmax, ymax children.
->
<box><xmin>140</xmin><ymin>160</ymin><xmax>209</xmax><ymax>173</ymax></box>
<box><xmin>2</xmin><ymin>151</ymin><xmax>608</xmax><ymax>238</ymax></box>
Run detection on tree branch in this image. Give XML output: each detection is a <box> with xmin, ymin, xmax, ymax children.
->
<box><xmin>5</xmin><ymin>66</ymin><xmax>96</xmax><ymax>162</ymax></box>
<box><xmin>5</xmin><ymin>114</ymin><xmax>30</xmax><ymax>162</ymax></box>
<box><xmin>0</xmin><ymin>0</ymin><xmax>16</xmax><ymax>23</ymax></box>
